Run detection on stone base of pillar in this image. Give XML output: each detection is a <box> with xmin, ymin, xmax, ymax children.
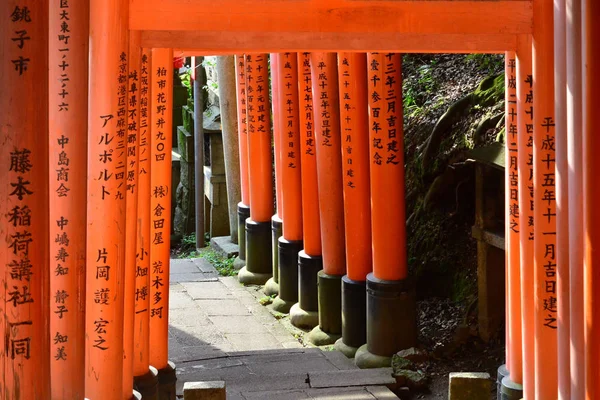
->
<box><xmin>239</xmin><ymin>219</ymin><xmax>272</xmax><ymax>285</ymax></box>
<box><xmin>355</xmin><ymin>273</ymin><xmax>417</xmax><ymax>368</ymax></box>
<box><xmin>271</xmin><ymin>296</ymin><xmax>296</xmax><ymax>314</ymax></box>
<box><xmin>264</xmin><ymin>277</ymin><xmax>279</xmax><ymax>296</ymax></box>
<box><xmin>234</xmin><ymin>203</ymin><xmax>249</xmax><ymax>270</ymax></box>
<box><xmin>307</xmin><ymin>271</ymin><xmax>342</xmax><ymax>346</ymax></box>
<box><xmin>157</xmin><ymin>361</ymin><xmax>177</xmax><ymax>400</ymax></box>
<box><xmin>500</xmin><ymin>376</ymin><xmax>523</xmax><ymax>400</ymax></box>
<box><xmin>275</xmin><ymin>238</ymin><xmax>302</xmax><ymax>305</ymax></box>
<box><xmin>354</xmin><ymin>344</ymin><xmax>391</xmax><ymax>368</ymax></box>
<box><xmin>336</xmin><ymin>276</ymin><xmax>367</xmax><ymax>358</ymax></box>
<box><xmin>271</xmin><ymin>215</ymin><xmax>283</xmax><ymax>282</ymax></box>
<box><xmin>496</xmin><ymin>364</ymin><xmax>509</xmax><ymax>400</ymax></box>
<box><xmin>334</xmin><ymin>338</ymin><xmax>359</xmax><ymax>359</ymax></box>
<box><xmin>134</xmin><ymin>366</ymin><xmax>159</xmax><ymax>400</ymax></box>
<box><xmin>290</xmin><ymin>251</ymin><xmax>321</xmax><ymax>329</ymax></box>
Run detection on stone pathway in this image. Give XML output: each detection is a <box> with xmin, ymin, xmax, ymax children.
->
<box><xmin>169</xmin><ymin>258</ymin><xmax>399</xmax><ymax>399</ymax></box>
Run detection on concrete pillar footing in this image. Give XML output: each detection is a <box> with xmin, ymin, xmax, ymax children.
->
<box><xmin>500</xmin><ymin>376</ymin><xmax>523</xmax><ymax>400</ymax></box>
<box><xmin>263</xmin><ymin>277</ymin><xmax>279</xmax><ymax>296</ymax></box>
<box><xmin>307</xmin><ymin>324</ymin><xmax>341</xmax><ymax>346</ymax></box>
<box><xmin>278</xmin><ymin>238</ymin><xmax>302</xmax><ymax>303</ymax></box>
<box><xmin>134</xmin><ymin>365</ymin><xmax>159</xmax><ymax>400</ymax></box>
<box><xmin>233</xmin><ymin>256</ymin><xmax>246</xmax><ymax>271</ymax></box>
<box><xmin>290</xmin><ymin>302</ymin><xmax>319</xmax><ymax>329</ymax></box>
<box><xmin>271</xmin><ymin>215</ymin><xmax>283</xmax><ymax>283</ymax></box>
<box><xmin>236</xmin><ymin>203</ymin><xmax>250</xmax><ymax>267</ymax></box>
<box><xmin>240</xmin><ymin>219</ymin><xmax>272</xmax><ymax>284</ymax></box>
<box><xmin>238</xmin><ymin>267</ymin><xmax>271</xmax><ymax>285</ymax></box>
<box><xmin>271</xmin><ymin>296</ymin><xmax>295</xmax><ymax>314</ymax></box>
<box><xmin>334</xmin><ymin>337</ymin><xmax>360</xmax><ymax>358</ymax></box>
<box><xmin>157</xmin><ymin>361</ymin><xmax>177</xmax><ymax>400</ymax></box>
<box><xmin>307</xmin><ymin>271</ymin><xmax>342</xmax><ymax>345</ymax></box>
<box><xmin>496</xmin><ymin>364</ymin><xmax>509</xmax><ymax>400</ymax></box>
<box><xmin>342</xmin><ymin>276</ymin><xmax>367</xmax><ymax>350</ymax></box>
<box><xmin>354</xmin><ymin>343</ymin><xmax>392</xmax><ymax>369</ymax></box>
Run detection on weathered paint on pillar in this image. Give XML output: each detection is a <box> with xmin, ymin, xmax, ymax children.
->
<box><xmin>271</xmin><ymin>54</ymin><xmax>284</xmax><ymax>219</ymax></box>
<box><xmin>235</xmin><ymin>55</ymin><xmax>250</xmax><ymax>207</ymax></box>
<box><xmin>367</xmin><ymin>53</ymin><xmax>406</xmax><ymax>281</ymax></box>
<box><xmin>310</xmin><ymin>52</ymin><xmax>346</xmax><ymax>276</ymax></box>
<box><xmin>279</xmin><ymin>53</ymin><xmax>303</xmax><ymax>242</ymax></box>
<box><xmin>516</xmin><ymin>35</ymin><xmax>535</xmax><ymax>400</ymax></box>
<box><xmin>584</xmin><ymin>0</ymin><xmax>600</xmax><ymax>398</ymax></box>
<box><xmin>298</xmin><ymin>53</ymin><xmax>322</xmax><ymax>257</ymax></box>
<box><xmin>553</xmin><ymin>1</ymin><xmax>570</xmax><ymax>398</ymax></box>
<box><xmin>49</xmin><ymin>0</ymin><xmax>87</xmax><ymax>397</ymax></box>
<box><xmin>85</xmin><ymin>0</ymin><xmax>129</xmax><ymax>398</ymax></box>
<box><xmin>505</xmin><ymin>51</ymin><xmax>522</xmax><ymax>385</ymax></box>
<box><xmin>149</xmin><ymin>47</ymin><xmax>174</xmax><ymax>371</ymax></box>
<box><xmin>533</xmin><ymin>0</ymin><xmax>558</xmax><ymax>397</ymax></box>
<box><xmin>134</xmin><ymin>48</ymin><xmax>152</xmax><ymax>378</ymax></box>
<box><xmin>124</xmin><ymin>30</ymin><xmax>142</xmax><ymax>398</ymax></box>
<box><xmin>567</xmin><ymin>0</ymin><xmax>584</xmax><ymax>396</ymax></box>
<box><xmin>338</xmin><ymin>52</ymin><xmax>372</xmax><ymax>282</ymax></box>
<box><xmin>246</xmin><ymin>54</ymin><xmax>274</xmax><ymax>223</ymax></box>
<box><xmin>1</xmin><ymin>1</ymin><xmax>50</xmax><ymax>398</ymax></box>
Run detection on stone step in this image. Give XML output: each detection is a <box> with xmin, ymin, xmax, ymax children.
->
<box><xmin>308</xmin><ymin>368</ymin><xmax>396</xmax><ymax>389</ymax></box>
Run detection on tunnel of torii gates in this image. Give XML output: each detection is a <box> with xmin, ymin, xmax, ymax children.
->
<box><xmin>0</xmin><ymin>0</ymin><xmax>599</xmax><ymax>399</ymax></box>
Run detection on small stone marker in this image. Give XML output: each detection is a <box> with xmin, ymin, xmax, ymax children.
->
<box><xmin>448</xmin><ymin>372</ymin><xmax>491</xmax><ymax>400</ymax></box>
<box><xmin>183</xmin><ymin>381</ymin><xmax>226</xmax><ymax>400</ymax></box>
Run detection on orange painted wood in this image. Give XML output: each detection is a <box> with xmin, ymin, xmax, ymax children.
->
<box><xmin>566</xmin><ymin>0</ymin><xmax>584</xmax><ymax>396</ymax></box>
<box><xmin>553</xmin><ymin>1</ymin><xmax>570</xmax><ymax>398</ymax></box>
<box><xmin>271</xmin><ymin>54</ymin><xmax>283</xmax><ymax>219</ymax></box>
<box><xmin>298</xmin><ymin>53</ymin><xmax>322</xmax><ymax>256</ymax></box>
<box><xmin>149</xmin><ymin>47</ymin><xmax>174</xmax><ymax>371</ymax></box>
<box><xmin>48</xmin><ymin>0</ymin><xmax>88</xmax><ymax>397</ymax></box>
<box><xmin>123</xmin><ymin>30</ymin><xmax>141</xmax><ymax>397</ymax></box>
<box><xmin>516</xmin><ymin>34</ymin><xmax>535</xmax><ymax>400</ymax></box>
<box><xmin>235</xmin><ymin>55</ymin><xmax>250</xmax><ymax>206</ymax></box>
<box><xmin>584</xmin><ymin>0</ymin><xmax>600</xmax><ymax>398</ymax></box>
<box><xmin>130</xmin><ymin>0</ymin><xmax>533</xmax><ymax>35</ymax></box>
<box><xmin>367</xmin><ymin>53</ymin><xmax>407</xmax><ymax>281</ymax></box>
<box><xmin>533</xmin><ymin>0</ymin><xmax>558</xmax><ymax>397</ymax></box>
<box><xmin>85</xmin><ymin>0</ymin><xmax>129</xmax><ymax>398</ymax></box>
<box><xmin>133</xmin><ymin>48</ymin><xmax>152</xmax><ymax>378</ymax></box>
<box><xmin>279</xmin><ymin>53</ymin><xmax>303</xmax><ymax>241</ymax></box>
<box><xmin>338</xmin><ymin>53</ymin><xmax>372</xmax><ymax>282</ymax></box>
<box><xmin>311</xmin><ymin>52</ymin><xmax>346</xmax><ymax>276</ymax></box>
<box><xmin>245</xmin><ymin>54</ymin><xmax>274</xmax><ymax>222</ymax></box>
<box><xmin>1</xmin><ymin>1</ymin><xmax>51</xmax><ymax>398</ymax></box>
<box><xmin>505</xmin><ymin>52</ymin><xmax>522</xmax><ymax>384</ymax></box>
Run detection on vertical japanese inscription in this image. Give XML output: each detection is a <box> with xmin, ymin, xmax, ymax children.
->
<box><xmin>282</xmin><ymin>53</ymin><xmax>298</xmax><ymax>171</ymax></box>
<box><xmin>506</xmin><ymin>56</ymin><xmax>520</xmax><ymax>238</ymax></box>
<box><xmin>340</xmin><ymin>56</ymin><xmax>355</xmax><ymax>189</ymax></box>
<box><xmin>300</xmin><ymin>53</ymin><xmax>315</xmax><ymax>158</ymax></box>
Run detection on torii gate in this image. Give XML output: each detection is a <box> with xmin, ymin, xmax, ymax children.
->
<box><xmin>1</xmin><ymin>0</ymin><xmax>599</xmax><ymax>399</ymax></box>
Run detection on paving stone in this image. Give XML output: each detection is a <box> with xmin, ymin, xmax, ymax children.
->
<box><xmin>245</xmin><ymin>356</ymin><xmax>336</xmax><ymax>376</ymax></box>
<box><xmin>209</xmin><ymin>316</ymin><xmax>269</xmax><ymax>334</ymax></box>
<box><xmin>227</xmin><ymin>373</ymin><xmax>311</xmax><ymax>392</ymax></box>
<box><xmin>192</xmin><ymin>257</ymin><xmax>219</xmax><ymax>273</ymax></box>
<box><xmin>304</xmin><ymin>387</ymin><xmax>376</xmax><ymax>399</ymax></box>
<box><xmin>225</xmin><ymin>333</ymin><xmax>283</xmax><ymax>351</ymax></box>
<box><xmin>308</xmin><ymin>368</ymin><xmax>395</xmax><ymax>388</ymax></box>
<box><xmin>364</xmin><ymin>386</ymin><xmax>401</xmax><ymax>399</ymax></box>
<box><xmin>182</xmin><ymin>281</ymin><xmax>234</xmax><ymax>300</ymax></box>
<box><xmin>169</xmin><ymin>307</ymin><xmax>212</xmax><ymax>328</ymax></box>
<box><xmin>322</xmin><ymin>350</ymin><xmax>360</xmax><ymax>370</ymax></box>
<box><xmin>170</xmin><ymin>282</ymin><xmax>186</xmax><ymax>292</ymax></box>
<box><xmin>210</xmin><ymin>236</ymin><xmax>240</xmax><ymax>258</ymax></box>
<box><xmin>170</xmin><ymin>346</ymin><xmax>229</xmax><ymax>364</ymax></box>
<box><xmin>171</xmin><ymin>258</ymin><xmax>202</xmax><ymax>274</ymax></box>
<box><xmin>169</xmin><ymin>290</ymin><xmax>198</xmax><ymax>309</ymax></box>
<box><xmin>241</xmin><ymin>389</ymin><xmax>310</xmax><ymax>400</ymax></box>
<box><xmin>171</xmin><ymin>273</ymin><xmax>219</xmax><ymax>283</ymax></box>
<box><xmin>282</xmin><ymin>340</ymin><xmax>305</xmax><ymax>349</ymax></box>
<box><xmin>228</xmin><ymin>348</ymin><xmax>310</xmax><ymax>358</ymax></box>
<box><xmin>196</xmin><ymin>299</ymin><xmax>252</xmax><ymax>316</ymax></box>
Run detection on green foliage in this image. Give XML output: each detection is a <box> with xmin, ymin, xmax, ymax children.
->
<box><xmin>200</xmin><ymin>250</ymin><xmax>238</xmax><ymax>277</ymax></box>
<box><xmin>403</xmin><ymin>63</ymin><xmax>438</xmax><ymax>118</ymax></box>
<box><xmin>465</xmin><ymin>54</ymin><xmax>504</xmax><ymax>73</ymax></box>
<box><xmin>180</xmin><ymin>69</ymin><xmax>192</xmax><ymax>100</ymax></box>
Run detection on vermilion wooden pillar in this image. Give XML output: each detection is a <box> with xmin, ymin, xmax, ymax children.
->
<box><xmin>583</xmin><ymin>0</ymin><xmax>600</xmax><ymax>398</ymax></box>
<box><xmin>49</xmin><ymin>0</ymin><xmax>87</xmax><ymax>397</ymax></box>
<box><xmin>516</xmin><ymin>35</ymin><xmax>535</xmax><ymax>400</ymax></box>
<box><xmin>1</xmin><ymin>1</ymin><xmax>50</xmax><ymax>398</ymax></box>
<box><xmin>334</xmin><ymin>52</ymin><xmax>373</xmax><ymax>358</ymax></box>
<box><xmin>85</xmin><ymin>0</ymin><xmax>129</xmax><ymax>398</ymax></box>
<box><xmin>238</xmin><ymin>54</ymin><xmax>274</xmax><ymax>285</ymax></box>
<box><xmin>500</xmin><ymin>52</ymin><xmax>524</xmax><ymax>399</ymax></box>
<box><xmin>133</xmin><ymin>48</ymin><xmax>159</xmax><ymax>399</ymax></box>
<box><xmin>149</xmin><ymin>47</ymin><xmax>176</xmax><ymax>400</ymax></box>
<box><xmin>306</xmin><ymin>52</ymin><xmax>345</xmax><ymax>346</ymax></box>
<box><xmin>293</xmin><ymin>52</ymin><xmax>323</xmax><ymax>329</ymax></box>
<box><xmin>276</xmin><ymin>53</ymin><xmax>305</xmax><ymax>316</ymax></box>
<box><xmin>533</xmin><ymin>0</ymin><xmax>558</xmax><ymax>397</ymax></box>
<box><xmin>233</xmin><ymin>54</ymin><xmax>251</xmax><ymax>272</ymax></box>
<box><xmin>567</xmin><ymin>0</ymin><xmax>584</xmax><ymax>397</ymax></box>
<box><xmin>266</xmin><ymin>53</ymin><xmax>283</xmax><ymax>298</ymax></box>
<box><xmin>356</xmin><ymin>53</ymin><xmax>416</xmax><ymax>368</ymax></box>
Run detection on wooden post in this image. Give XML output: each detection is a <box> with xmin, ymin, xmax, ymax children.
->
<box><xmin>584</xmin><ymin>0</ymin><xmax>600</xmax><ymax>398</ymax></box>
<box><xmin>533</xmin><ymin>0</ymin><xmax>558</xmax><ymax>397</ymax></box>
<box><xmin>293</xmin><ymin>52</ymin><xmax>323</xmax><ymax>329</ymax></box>
<box><xmin>49</xmin><ymin>0</ymin><xmax>87</xmax><ymax>397</ymax></box>
<box><xmin>566</xmin><ymin>0</ymin><xmax>584</xmax><ymax>397</ymax></box>
<box><xmin>85</xmin><ymin>0</ymin><xmax>129</xmax><ymax>398</ymax></box>
<box><xmin>238</xmin><ymin>54</ymin><xmax>274</xmax><ymax>286</ymax></box>
<box><xmin>133</xmin><ymin>48</ymin><xmax>159</xmax><ymax>399</ymax></box>
<box><xmin>334</xmin><ymin>52</ymin><xmax>372</xmax><ymax>358</ymax></box>
<box><xmin>356</xmin><ymin>53</ymin><xmax>416</xmax><ymax>368</ymax></box>
<box><xmin>149</xmin><ymin>47</ymin><xmax>176</xmax><ymax>400</ymax></box>
<box><xmin>266</xmin><ymin>53</ymin><xmax>283</xmax><ymax>298</ymax></box>
<box><xmin>307</xmin><ymin>52</ymin><xmax>345</xmax><ymax>346</ymax></box>
<box><xmin>1</xmin><ymin>1</ymin><xmax>50</xmax><ymax>398</ymax></box>
<box><xmin>517</xmin><ymin>35</ymin><xmax>535</xmax><ymax>400</ymax></box>
<box><xmin>233</xmin><ymin>54</ymin><xmax>251</xmax><ymax>271</ymax></box>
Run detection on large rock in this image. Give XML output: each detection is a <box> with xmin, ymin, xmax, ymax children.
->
<box><xmin>391</xmin><ymin>355</ymin><xmax>415</xmax><ymax>372</ymax></box>
<box><xmin>393</xmin><ymin>369</ymin><xmax>428</xmax><ymax>391</ymax></box>
<box><xmin>395</xmin><ymin>347</ymin><xmax>429</xmax><ymax>363</ymax></box>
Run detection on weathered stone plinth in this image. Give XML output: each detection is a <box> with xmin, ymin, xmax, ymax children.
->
<box><xmin>265</xmin><ymin>215</ymin><xmax>282</xmax><ymax>296</ymax></box>
<box><xmin>157</xmin><ymin>361</ymin><xmax>177</xmax><ymax>400</ymax></box>
<box><xmin>449</xmin><ymin>372</ymin><xmax>492</xmax><ymax>400</ymax></box>
<box><xmin>134</xmin><ymin>366</ymin><xmax>159</xmax><ymax>400</ymax></box>
<box><xmin>337</xmin><ymin>276</ymin><xmax>367</xmax><ymax>358</ymax></box>
<box><xmin>307</xmin><ymin>271</ymin><xmax>342</xmax><ymax>346</ymax></box>
<box><xmin>239</xmin><ymin>219</ymin><xmax>272</xmax><ymax>285</ymax></box>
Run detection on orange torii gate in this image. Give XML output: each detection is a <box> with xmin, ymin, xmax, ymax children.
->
<box><xmin>2</xmin><ymin>0</ymin><xmax>600</xmax><ymax>399</ymax></box>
